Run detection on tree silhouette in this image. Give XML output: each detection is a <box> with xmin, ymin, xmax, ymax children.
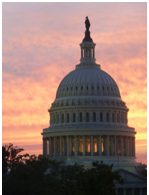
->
<box><xmin>2</xmin><ymin>143</ymin><xmax>29</xmax><ymax>174</ymax></box>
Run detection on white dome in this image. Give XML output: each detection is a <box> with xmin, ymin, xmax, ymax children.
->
<box><xmin>56</xmin><ymin>66</ymin><xmax>121</xmax><ymax>99</ymax></box>
<box><xmin>42</xmin><ymin>19</ymin><xmax>138</xmax><ymax>174</ymax></box>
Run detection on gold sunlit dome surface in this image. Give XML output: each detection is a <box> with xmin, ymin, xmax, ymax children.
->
<box><xmin>56</xmin><ymin>66</ymin><xmax>121</xmax><ymax>99</ymax></box>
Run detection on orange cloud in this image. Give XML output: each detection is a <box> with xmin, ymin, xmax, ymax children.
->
<box><xmin>2</xmin><ymin>3</ymin><xmax>147</xmax><ymax>162</ymax></box>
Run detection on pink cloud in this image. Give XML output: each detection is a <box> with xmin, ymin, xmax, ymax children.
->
<box><xmin>2</xmin><ymin>2</ymin><xmax>147</xmax><ymax>162</ymax></box>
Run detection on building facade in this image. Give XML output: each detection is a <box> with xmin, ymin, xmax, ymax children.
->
<box><xmin>41</xmin><ymin>18</ymin><xmax>146</xmax><ymax>195</ymax></box>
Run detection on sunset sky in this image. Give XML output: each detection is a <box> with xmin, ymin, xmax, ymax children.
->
<box><xmin>2</xmin><ymin>2</ymin><xmax>147</xmax><ymax>163</ymax></box>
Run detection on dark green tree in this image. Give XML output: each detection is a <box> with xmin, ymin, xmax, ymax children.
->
<box><xmin>60</xmin><ymin>161</ymin><xmax>124</xmax><ymax>195</ymax></box>
<box><xmin>2</xmin><ymin>154</ymin><xmax>63</xmax><ymax>195</ymax></box>
<box><xmin>2</xmin><ymin>145</ymin><xmax>124</xmax><ymax>195</ymax></box>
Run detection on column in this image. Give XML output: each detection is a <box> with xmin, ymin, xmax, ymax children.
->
<box><xmin>67</xmin><ymin>136</ymin><xmax>69</xmax><ymax>156</ymax></box>
<box><xmin>132</xmin><ymin>188</ymin><xmax>134</xmax><ymax>195</ymax></box>
<box><xmin>110</xmin><ymin>136</ymin><xmax>113</xmax><ymax>156</ymax></box>
<box><xmin>103</xmin><ymin>136</ymin><xmax>106</xmax><ymax>155</ymax></box>
<box><xmin>84</xmin><ymin>47</ymin><xmax>86</xmax><ymax>58</ymax></box>
<box><xmin>115</xmin><ymin>111</ymin><xmax>117</xmax><ymax>123</ymax></box>
<box><xmin>70</xmin><ymin>111</ymin><xmax>73</xmax><ymax>123</ymax></box>
<box><xmin>132</xmin><ymin>137</ymin><xmax>135</xmax><ymax>157</ymax></box>
<box><xmin>98</xmin><ymin>135</ymin><xmax>102</xmax><ymax>156</ymax></box>
<box><xmin>59</xmin><ymin>112</ymin><xmax>61</xmax><ymax>124</ymax></box>
<box><xmin>58</xmin><ymin>137</ymin><xmax>60</xmax><ymax>156</ymax></box>
<box><xmin>83</xmin><ymin>135</ymin><xmax>86</xmax><ymax>156</ymax></box>
<box><xmin>81</xmin><ymin>48</ymin><xmax>83</xmax><ymax>58</ymax></box>
<box><xmin>83</xmin><ymin>110</ymin><xmax>85</xmax><ymax>122</ymax></box>
<box><xmin>103</xmin><ymin>111</ymin><xmax>106</xmax><ymax>122</ymax></box>
<box><xmin>49</xmin><ymin>137</ymin><xmax>52</xmax><ymax>158</ymax></box>
<box><xmin>107</xmin><ymin>135</ymin><xmax>109</xmax><ymax>156</ymax></box>
<box><xmin>60</xmin><ymin>136</ymin><xmax>62</xmax><ymax>157</ymax></box>
<box><xmin>130</xmin><ymin>137</ymin><xmax>132</xmax><ymax>156</ymax></box>
<box><xmin>121</xmin><ymin>136</ymin><xmax>123</xmax><ymax>156</ymax></box>
<box><xmin>114</xmin><ymin>136</ymin><xmax>117</xmax><ymax>156</ymax></box>
<box><xmin>75</xmin><ymin>136</ymin><xmax>78</xmax><ymax>156</ymax></box>
<box><xmin>69</xmin><ymin>137</ymin><xmax>72</xmax><ymax>156</ymax></box>
<box><xmin>43</xmin><ymin>138</ymin><xmax>45</xmax><ymax>156</ymax></box>
<box><xmin>77</xmin><ymin>110</ymin><xmax>79</xmax><ymax>123</ymax></box>
<box><xmin>54</xmin><ymin>137</ymin><xmax>56</xmax><ymax>157</ymax></box>
<box><xmin>125</xmin><ymin>136</ymin><xmax>128</xmax><ymax>156</ymax></box>
<box><xmin>89</xmin><ymin>110</ymin><xmax>92</xmax><ymax>122</ymax></box>
<box><xmin>63</xmin><ymin>137</ymin><xmax>66</xmax><ymax>156</ymax></box>
<box><xmin>64</xmin><ymin>111</ymin><xmax>67</xmax><ymax>123</ymax></box>
<box><xmin>87</xmin><ymin>46</ymin><xmax>89</xmax><ymax>58</ymax></box>
<box><xmin>91</xmin><ymin>136</ymin><xmax>94</xmax><ymax>156</ymax></box>
<box><xmin>109</xmin><ymin>112</ymin><xmax>112</xmax><ymax>123</ymax></box>
<box><xmin>123</xmin><ymin>189</ymin><xmax>126</xmax><ymax>195</ymax></box>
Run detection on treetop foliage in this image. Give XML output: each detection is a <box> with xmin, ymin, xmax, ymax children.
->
<box><xmin>2</xmin><ymin>144</ymin><xmax>124</xmax><ymax>195</ymax></box>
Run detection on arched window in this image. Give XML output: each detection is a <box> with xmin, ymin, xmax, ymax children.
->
<box><xmin>93</xmin><ymin>112</ymin><xmax>96</xmax><ymax>122</ymax></box>
<box><xmin>94</xmin><ymin>138</ymin><xmax>97</xmax><ymax>153</ymax></box>
<box><xmin>86</xmin><ymin>112</ymin><xmax>89</xmax><ymax>122</ymax></box>
<box><xmin>100</xmin><ymin>112</ymin><xmax>103</xmax><ymax>122</ymax></box>
<box><xmin>67</xmin><ymin>113</ymin><xmax>69</xmax><ymax>123</ymax></box>
<box><xmin>106</xmin><ymin>112</ymin><xmax>109</xmax><ymax>122</ymax></box>
<box><xmin>117</xmin><ymin>113</ymin><xmax>120</xmax><ymax>123</ymax></box>
<box><xmin>80</xmin><ymin>112</ymin><xmax>82</xmax><ymax>122</ymax></box>
<box><xmin>112</xmin><ymin>113</ymin><xmax>115</xmax><ymax>122</ymax></box>
<box><xmin>86</xmin><ymin>138</ymin><xmax>90</xmax><ymax>153</ymax></box>
<box><xmin>81</xmin><ymin>86</ymin><xmax>83</xmax><ymax>90</ymax></box>
<box><xmin>62</xmin><ymin>114</ymin><xmax>64</xmax><ymax>123</ymax></box>
<box><xmin>73</xmin><ymin>113</ymin><xmax>76</xmax><ymax>122</ymax></box>
<box><xmin>79</xmin><ymin>138</ymin><xmax>83</xmax><ymax>153</ymax></box>
<box><xmin>92</xmin><ymin>85</ymin><xmax>94</xmax><ymax>90</ymax></box>
<box><xmin>97</xmin><ymin>86</ymin><xmax>99</xmax><ymax>90</ymax></box>
<box><xmin>76</xmin><ymin>86</ymin><xmax>78</xmax><ymax>90</ymax></box>
<box><xmin>86</xmin><ymin>86</ymin><xmax>88</xmax><ymax>90</ymax></box>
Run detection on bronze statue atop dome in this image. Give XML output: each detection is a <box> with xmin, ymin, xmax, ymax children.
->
<box><xmin>85</xmin><ymin>16</ymin><xmax>90</xmax><ymax>30</ymax></box>
<box><xmin>83</xmin><ymin>16</ymin><xmax>93</xmax><ymax>42</ymax></box>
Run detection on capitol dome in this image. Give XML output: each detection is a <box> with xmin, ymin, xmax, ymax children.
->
<box><xmin>41</xmin><ymin>17</ymin><xmax>147</xmax><ymax>194</ymax></box>
<box><xmin>56</xmin><ymin>66</ymin><xmax>121</xmax><ymax>99</ymax></box>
